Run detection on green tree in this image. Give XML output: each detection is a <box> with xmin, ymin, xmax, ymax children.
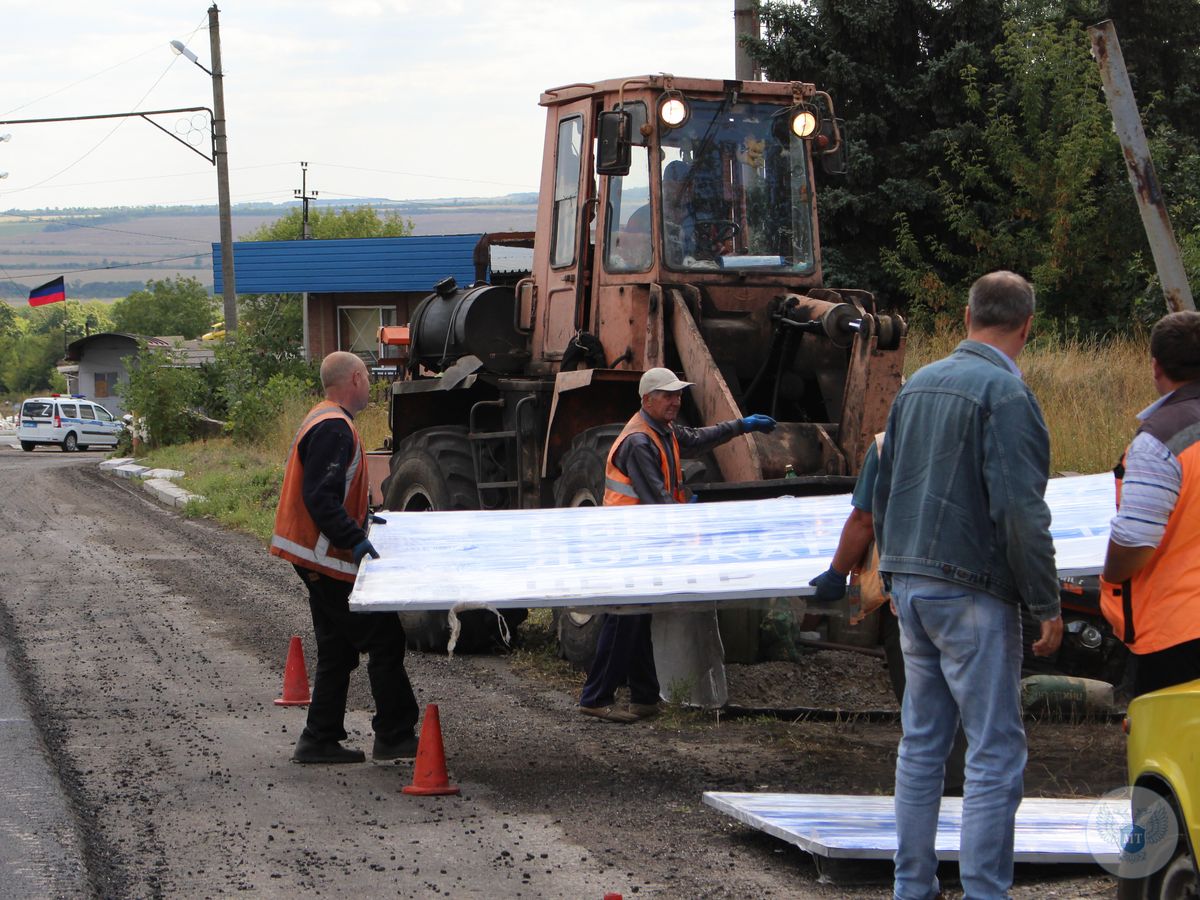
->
<box><xmin>20</xmin><ymin>299</ymin><xmax>113</xmax><ymax>338</ymax></box>
<box><xmin>0</xmin><ymin>303</ymin><xmax>17</xmax><ymax>338</ymax></box>
<box><xmin>0</xmin><ymin>331</ymin><xmax>69</xmax><ymax>394</ymax></box>
<box><xmin>239</xmin><ymin>204</ymin><xmax>415</xmax><ymax>242</ymax></box>
<box><xmin>109</xmin><ymin>277</ymin><xmax>217</xmax><ymax>340</ymax></box>
<box><xmin>748</xmin><ymin>1</ymin><xmax>1200</xmax><ymax>328</ymax></box>
<box><xmin>882</xmin><ymin>19</ymin><xmax>1137</xmax><ymax>327</ymax></box>
<box><xmin>119</xmin><ymin>344</ymin><xmax>205</xmax><ymax>448</ymax></box>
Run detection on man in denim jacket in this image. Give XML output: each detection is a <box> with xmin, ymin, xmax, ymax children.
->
<box><xmin>873</xmin><ymin>270</ymin><xmax>1063</xmax><ymax>900</ymax></box>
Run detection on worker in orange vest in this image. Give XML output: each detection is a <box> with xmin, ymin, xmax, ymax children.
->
<box><xmin>272</xmin><ymin>351</ymin><xmax>419</xmax><ymax>763</ymax></box>
<box><xmin>579</xmin><ymin>367</ymin><xmax>776</xmax><ymax>722</ymax></box>
<box><xmin>1101</xmin><ymin>310</ymin><xmax>1200</xmax><ymax>697</ymax></box>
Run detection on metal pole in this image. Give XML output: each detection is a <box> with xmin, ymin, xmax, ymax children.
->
<box><xmin>1089</xmin><ymin>19</ymin><xmax>1194</xmax><ymax>312</ymax></box>
<box><xmin>208</xmin><ymin>4</ymin><xmax>239</xmax><ymax>334</ymax></box>
<box><xmin>734</xmin><ymin>0</ymin><xmax>760</xmax><ymax>82</ymax></box>
<box><xmin>295</xmin><ymin>161</ymin><xmax>318</xmax><ymax>239</ymax></box>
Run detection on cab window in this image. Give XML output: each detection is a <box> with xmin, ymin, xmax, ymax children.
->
<box><xmin>78</xmin><ymin>404</ymin><xmax>95</xmax><ymax>419</ymax></box>
<box><xmin>59</xmin><ymin>403</ymin><xmax>78</xmax><ymax>418</ymax></box>
<box><xmin>22</xmin><ymin>401</ymin><xmax>53</xmax><ymax>419</ymax></box>
<box><xmin>550</xmin><ymin>116</ymin><xmax>583</xmax><ymax>268</ymax></box>
<box><xmin>93</xmin><ymin>406</ymin><xmax>114</xmax><ymax>422</ymax></box>
<box><xmin>603</xmin><ymin>102</ymin><xmax>652</xmax><ymax>273</ymax></box>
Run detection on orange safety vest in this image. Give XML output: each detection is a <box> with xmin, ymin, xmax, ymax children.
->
<box><xmin>603</xmin><ymin>412</ymin><xmax>687</xmax><ymax>506</ymax></box>
<box><xmin>1100</xmin><ymin>382</ymin><xmax>1200</xmax><ymax>654</ymax></box>
<box><xmin>270</xmin><ymin>400</ymin><xmax>369</xmax><ymax>582</ymax></box>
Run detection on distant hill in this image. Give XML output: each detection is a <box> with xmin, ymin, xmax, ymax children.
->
<box><xmin>0</xmin><ymin>195</ymin><xmax>538</xmax><ymax>303</ymax></box>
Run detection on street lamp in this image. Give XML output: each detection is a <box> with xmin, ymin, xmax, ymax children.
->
<box><xmin>171</xmin><ymin>5</ymin><xmax>237</xmax><ymax>336</ymax></box>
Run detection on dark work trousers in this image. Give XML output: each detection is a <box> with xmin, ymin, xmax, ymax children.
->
<box><xmin>1132</xmin><ymin>636</ymin><xmax>1200</xmax><ymax>697</ymax></box>
<box><xmin>579</xmin><ymin>613</ymin><xmax>660</xmax><ymax>708</ymax></box>
<box><xmin>294</xmin><ymin>565</ymin><xmax>419</xmax><ymax>744</ymax></box>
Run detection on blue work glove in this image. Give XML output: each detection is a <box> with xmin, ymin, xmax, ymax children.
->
<box><xmin>369</xmin><ymin>513</ymin><xmax>387</xmax><ymax>525</ymax></box>
<box><xmin>741</xmin><ymin>414</ymin><xmax>777</xmax><ymax>434</ymax></box>
<box><xmin>352</xmin><ymin>538</ymin><xmax>379</xmax><ymax>564</ymax></box>
<box><xmin>808</xmin><ymin>566</ymin><xmax>848</xmax><ymax>604</ymax></box>
<box><xmin>687</xmin><ymin>494</ymin><xmax>700</xmax><ymax>503</ymax></box>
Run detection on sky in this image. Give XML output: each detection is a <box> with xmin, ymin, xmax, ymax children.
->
<box><xmin>0</xmin><ymin>1</ymin><xmax>744</xmax><ymax>211</ymax></box>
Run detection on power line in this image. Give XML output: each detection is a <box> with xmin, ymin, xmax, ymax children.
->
<box><xmin>0</xmin><ymin>210</ymin><xmax>214</xmax><ymax>244</ymax></box>
<box><xmin>4</xmin><ymin>253</ymin><xmax>209</xmax><ymax>280</ymax></box>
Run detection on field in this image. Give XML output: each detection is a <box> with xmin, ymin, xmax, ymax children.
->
<box><xmin>0</xmin><ymin>200</ymin><xmax>538</xmax><ymax>303</ymax></box>
<box><xmin>906</xmin><ymin>329</ymin><xmax>1157</xmax><ymax>475</ymax></box>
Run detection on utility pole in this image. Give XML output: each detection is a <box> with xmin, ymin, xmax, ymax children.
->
<box><xmin>734</xmin><ymin>0</ymin><xmax>761</xmax><ymax>82</ymax></box>
<box><xmin>208</xmin><ymin>4</ymin><xmax>238</xmax><ymax>335</ymax></box>
<box><xmin>1090</xmin><ymin>20</ymin><xmax>1194</xmax><ymax>312</ymax></box>
<box><xmin>294</xmin><ymin>161</ymin><xmax>319</xmax><ymax>239</ymax></box>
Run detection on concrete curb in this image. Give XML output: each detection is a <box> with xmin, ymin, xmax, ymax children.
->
<box><xmin>99</xmin><ymin>459</ymin><xmax>204</xmax><ymax>508</ymax></box>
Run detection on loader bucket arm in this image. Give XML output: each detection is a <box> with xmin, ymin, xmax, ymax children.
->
<box><xmin>668</xmin><ymin>288</ymin><xmax>765</xmax><ymax>482</ymax></box>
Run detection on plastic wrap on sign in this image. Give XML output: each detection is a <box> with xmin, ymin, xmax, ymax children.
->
<box><xmin>348</xmin><ymin>473</ymin><xmax>1115</xmax><ymax>613</ymax></box>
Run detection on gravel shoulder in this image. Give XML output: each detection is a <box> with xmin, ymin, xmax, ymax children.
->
<box><xmin>0</xmin><ymin>448</ymin><xmax>1126</xmax><ymax>898</ymax></box>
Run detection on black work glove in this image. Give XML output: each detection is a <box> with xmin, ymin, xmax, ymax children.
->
<box><xmin>808</xmin><ymin>566</ymin><xmax>848</xmax><ymax>604</ymax></box>
<box><xmin>352</xmin><ymin>538</ymin><xmax>379</xmax><ymax>564</ymax></box>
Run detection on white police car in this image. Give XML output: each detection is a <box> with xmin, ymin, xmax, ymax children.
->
<box><xmin>17</xmin><ymin>395</ymin><xmax>123</xmax><ymax>452</ymax></box>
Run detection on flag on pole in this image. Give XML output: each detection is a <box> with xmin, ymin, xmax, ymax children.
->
<box><xmin>28</xmin><ymin>276</ymin><xmax>67</xmax><ymax>307</ymax></box>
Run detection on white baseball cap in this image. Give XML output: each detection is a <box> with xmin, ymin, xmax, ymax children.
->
<box><xmin>639</xmin><ymin>367</ymin><xmax>693</xmax><ymax>397</ymax></box>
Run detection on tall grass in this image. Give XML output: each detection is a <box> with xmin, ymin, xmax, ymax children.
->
<box><xmin>140</xmin><ymin>386</ymin><xmax>392</xmax><ymax>544</ymax></box>
<box><xmin>136</xmin><ymin>335</ymin><xmax>1157</xmax><ymax>541</ymax></box>
<box><xmin>905</xmin><ymin>329</ymin><xmax>1157</xmax><ymax>475</ymax></box>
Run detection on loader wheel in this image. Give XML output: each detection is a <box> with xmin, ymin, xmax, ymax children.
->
<box><xmin>551</xmin><ymin>424</ymin><xmax>624</xmax><ymax>670</ymax></box>
<box><xmin>382</xmin><ymin>426</ymin><xmax>525</xmax><ymax>653</ymax></box>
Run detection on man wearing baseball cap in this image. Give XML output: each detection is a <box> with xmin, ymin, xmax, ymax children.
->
<box><xmin>579</xmin><ymin>367</ymin><xmax>777</xmax><ymax>722</ymax></box>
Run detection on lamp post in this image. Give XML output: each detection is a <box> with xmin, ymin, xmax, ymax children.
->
<box><xmin>171</xmin><ymin>5</ymin><xmax>237</xmax><ymax>336</ymax></box>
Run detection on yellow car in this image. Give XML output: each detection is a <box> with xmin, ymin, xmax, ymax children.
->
<box><xmin>1121</xmin><ymin>679</ymin><xmax>1200</xmax><ymax>899</ymax></box>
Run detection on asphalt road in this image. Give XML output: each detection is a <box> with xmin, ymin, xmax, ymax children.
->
<box><xmin>0</xmin><ymin>446</ymin><xmax>1118</xmax><ymax>899</ymax></box>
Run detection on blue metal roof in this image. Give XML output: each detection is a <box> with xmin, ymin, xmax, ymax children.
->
<box><xmin>212</xmin><ymin>234</ymin><xmax>484</xmax><ymax>294</ymax></box>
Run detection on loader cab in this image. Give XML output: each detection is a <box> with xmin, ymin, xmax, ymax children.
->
<box><xmin>603</xmin><ymin>95</ymin><xmax>819</xmax><ymax>277</ymax></box>
<box><xmin>525</xmin><ymin>76</ymin><xmax>841</xmax><ymax>375</ymax></box>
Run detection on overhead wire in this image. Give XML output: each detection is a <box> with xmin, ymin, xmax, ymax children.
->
<box><xmin>0</xmin><ymin>210</ymin><xmax>214</xmax><ymax>244</ymax></box>
<box><xmin>3</xmin><ymin>253</ymin><xmax>210</xmax><ymax>281</ymax></box>
<box><xmin>4</xmin><ymin>15</ymin><xmax>209</xmax><ymax>196</ymax></box>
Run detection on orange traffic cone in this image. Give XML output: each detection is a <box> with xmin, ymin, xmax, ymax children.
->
<box><xmin>402</xmin><ymin>704</ymin><xmax>460</xmax><ymax>796</ymax></box>
<box><xmin>274</xmin><ymin>636</ymin><xmax>312</xmax><ymax>706</ymax></box>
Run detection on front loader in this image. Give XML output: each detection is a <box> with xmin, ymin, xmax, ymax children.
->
<box><xmin>381</xmin><ymin>74</ymin><xmax>907</xmax><ymax>655</ymax></box>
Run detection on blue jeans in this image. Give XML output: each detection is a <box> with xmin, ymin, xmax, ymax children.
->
<box><xmin>892</xmin><ymin>574</ymin><xmax>1026</xmax><ymax>900</ymax></box>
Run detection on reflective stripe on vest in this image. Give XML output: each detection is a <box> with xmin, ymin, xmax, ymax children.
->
<box><xmin>602</xmin><ymin>412</ymin><xmax>686</xmax><ymax>506</ymax></box>
<box><xmin>270</xmin><ymin>400</ymin><xmax>369</xmax><ymax>582</ymax></box>
<box><xmin>1101</xmin><ymin>418</ymin><xmax>1200</xmax><ymax>654</ymax></box>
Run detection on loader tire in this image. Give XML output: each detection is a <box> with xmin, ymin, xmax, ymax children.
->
<box><xmin>551</xmin><ymin>424</ymin><xmax>623</xmax><ymax>671</ymax></box>
<box><xmin>382</xmin><ymin>426</ymin><xmax>525</xmax><ymax>653</ymax></box>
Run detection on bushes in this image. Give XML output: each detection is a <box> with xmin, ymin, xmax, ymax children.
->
<box><xmin>224</xmin><ymin>373</ymin><xmax>318</xmax><ymax>444</ymax></box>
<box><xmin>119</xmin><ymin>345</ymin><xmax>205</xmax><ymax>448</ymax></box>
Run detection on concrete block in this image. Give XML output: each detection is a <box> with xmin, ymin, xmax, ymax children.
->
<box><xmin>143</xmin><ymin>478</ymin><xmax>182</xmax><ymax>505</ymax></box>
<box><xmin>142</xmin><ymin>468</ymin><xmax>185</xmax><ymax>481</ymax></box>
<box><xmin>114</xmin><ymin>464</ymin><xmax>150</xmax><ymax>479</ymax></box>
<box><xmin>99</xmin><ymin>457</ymin><xmax>134</xmax><ymax>470</ymax></box>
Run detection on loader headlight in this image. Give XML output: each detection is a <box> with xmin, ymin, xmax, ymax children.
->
<box><xmin>658</xmin><ymin>92</ymin><xmax>689</xmax><ymax>128</ymax></box>
<box><xmin>791</xmin><ymin>104</ymin><xmax>820</xmax><ymax>139</ymax></box>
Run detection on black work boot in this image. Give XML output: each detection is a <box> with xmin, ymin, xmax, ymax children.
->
<box><xmin>372</xmin><ymin>734</ymin><xmax>419</xmax><ymax>762</ymax></box>
<box><xmin>292</xmin><ymin>734</ymin><xmax>366</xmax><ymax>764</ymax></box>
